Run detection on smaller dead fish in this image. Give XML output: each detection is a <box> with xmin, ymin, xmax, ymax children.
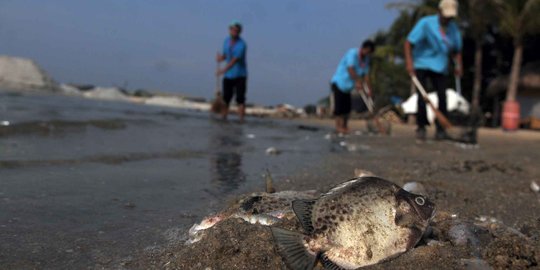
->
<box><xmin>232</xmin><ymin>212</ymin><xmax>283</xmax><ymax>226</ymax></box>
<box><xmin>186</xmin><ymin>190</ymin><xmax>318</xmax><ymax>244</ymax></box>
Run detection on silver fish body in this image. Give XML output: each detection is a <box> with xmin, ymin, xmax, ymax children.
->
<box><xmin>272</xmin><ymin>176</ymin><xmax>435</xmax><ymax>270</ymax></box>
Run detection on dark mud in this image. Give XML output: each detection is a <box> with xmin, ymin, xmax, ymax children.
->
<box><xmin>128</xmin><ymin>122</ymin><xmax>540</xmax><ymax>270</ymax></box>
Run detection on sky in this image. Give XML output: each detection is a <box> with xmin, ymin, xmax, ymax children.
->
<box><xmin>0</xmin><ymin>0</ymin><xmax>400</xmax><ymax>106</ymax></box>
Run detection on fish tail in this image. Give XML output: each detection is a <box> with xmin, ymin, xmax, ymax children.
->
<box><xmin>271</xmin><ymin>227</ymin><xmax>317</xmax><ymax>270</ymax></box>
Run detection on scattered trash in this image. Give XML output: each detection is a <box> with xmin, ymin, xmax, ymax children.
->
<box><xmin>475</xmin><ymin>215</ymin><xmax>499</xmax><ymax>224</ymax></box>
<box><xmin>402</xmin><ymin>182</ymin><xmax>428</xmax><ymax>196</ymax></box>
<box><xmin>530</xmin><ymin>181</ymin><xmax>539</xmax><ymax>193</ymax></box>
<box><xmin>297</xmin><ymin>125</ymin><xmax>319</xmax><ymax>132</ymax></box>
<box><xmin>454</xmin><ymin>142</ymin><xmax>480</xmax><ymax>150</ymax></box>
<box><xmin>265</xmin><ymin>147</ymin><xmax>280</xmax><ymax>155</ymax></box>
<box><xmin>324</xmin><ymin>133</ymin><xmax>332</xmax><ymax>140</ymax></box>
<box><xmin>123</xmin><ymin>202</ymin><xmax>136</xmax><ymax>209</ymax></box>
<box><xmin>337</xmin><ymin>141</ymin><xmax>370</xmax><ymax>152</ymax></box>
<box><xmin>0</xmin><ymin>120</ymin><xmax>10</xmax><ymax>126</ymax></box>
<box><xmin>460</xmin><ymin>258</ymin><xmax>491</xmax><ymax>270</ymax></box>
<box><xmin>246</xmin><ymin>134</ymin><xmax>256</xmax><ymax>139</ymax></box>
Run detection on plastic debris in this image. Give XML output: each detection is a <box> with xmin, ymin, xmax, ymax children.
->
<box><xmin>531</xmin><ymin>181</ymin><xmax>539</xmax><ymax>193</ymax></box>
<box><xmin>265</xmin><ymin>147</ymin><xmax>280</xmax><ymax>155</ymax></box>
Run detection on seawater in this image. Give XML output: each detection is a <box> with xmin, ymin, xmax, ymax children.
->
<box><xmin>0</xmin><ymin>90</ymin><xmax>330</xmax><ymax>268</ymax></box>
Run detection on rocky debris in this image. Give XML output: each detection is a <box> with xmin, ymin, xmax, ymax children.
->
<box><xmin>0</xmin><ymin>55</ymin><xmax>57</xmax><ymax>90</ymax></box>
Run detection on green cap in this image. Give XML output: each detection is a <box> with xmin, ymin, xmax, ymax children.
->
<box><xmin>229</xmin><ymin>20</ymin><xmax>242</xmax><ymax>30</ymax></box>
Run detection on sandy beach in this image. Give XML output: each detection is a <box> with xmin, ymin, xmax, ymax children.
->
<box><xmin>1</xmin><ymin>91</ymin><xmax>539</xmax><ymax>269</ymax></box>
<box><xmin>125</xmin><ymin>119</ymin><xmax>540</xmax><ymax>270</ymax></box>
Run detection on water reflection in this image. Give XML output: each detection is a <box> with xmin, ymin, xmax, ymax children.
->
<box><xmin>208</xmin><ymin>122</ymin><xmax>246</xmax><ymax>194</ymax></box>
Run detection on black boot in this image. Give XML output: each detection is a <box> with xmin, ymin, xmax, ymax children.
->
<box><xmin>435</xmin><ymin>130</ymin><xmax>450</xmax><ymax>141</ymax></box>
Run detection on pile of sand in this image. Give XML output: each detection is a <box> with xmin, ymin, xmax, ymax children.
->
<box><xmin>0</xmin><ymin>55</ymin><xmax>56</xmax><ymax>90</ymax></box>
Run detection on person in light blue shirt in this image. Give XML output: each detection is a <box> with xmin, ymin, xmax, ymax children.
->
<box><xmin>404</xmin><ymin>0</ymin><xmax>463</xmax><ymax>141</ymax></box>
<box><xmin>330</xmin><ymin>40</ymin><xmax>375</xmax><ymax>134</ymax></box>
<box><xmin>216</xmin><ymin>21</ymin><xmax>248</xmax><ymax>121</ymax></box>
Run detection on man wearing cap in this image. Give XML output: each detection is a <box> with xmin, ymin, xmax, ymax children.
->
<box><xmin>330</xmin><ymin>40</ymin><xmax>375</xmax><ymax>134</ymax></box>
<box><xmin>404</xmin><ymin>0</ymin><xmax>463</xmax><ymax>140</ymax></box>
<box><xmin>216</xmin><ymin>21</ymin><xmax>248</xmax><ymax>121</ymax></box>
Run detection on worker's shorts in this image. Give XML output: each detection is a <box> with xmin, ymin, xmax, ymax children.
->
<box><xmin>331</xmin><ymin>83</ymin><xmax>351</xmax><ymax>116</ymax></box>
<box><xmin>223</xmin><ymin>77</ymin><xmax>247</xmax><ymax>105</ymax></box>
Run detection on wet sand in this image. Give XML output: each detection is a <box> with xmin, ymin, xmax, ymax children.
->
<box><xmin>128</xmin><ymin>120</ymin><xmax>540</xmax><ymax>269</ymax></box>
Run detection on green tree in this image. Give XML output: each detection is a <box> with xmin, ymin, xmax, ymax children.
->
<box><xmin>494</xmin><ymin>0</ymin><xmax>540</xmax><ymax>102</ymax></box>
<box><xmin>460</xmin><ymin>0</ymin><xmax>496</xmax><ymax>109</ymax></box>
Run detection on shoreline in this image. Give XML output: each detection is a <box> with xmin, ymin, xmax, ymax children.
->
<box><xmin>127</xmin><ymin>116</ymin><xmax>540</xmax><ymax>269</ymax></box>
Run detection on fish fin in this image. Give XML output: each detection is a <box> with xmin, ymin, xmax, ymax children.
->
<box><xmin>292</xmin><ymin>199</ymin><xmax>316</xmax><ymax>233</ymax></box>
<box><xmin>265</xmin><ymin>169</ymin><xmax>276</xmax><ymax>193</ymax></box>
<box><xmin>320</xmin><ymin>253</ymin><xmax>346</xmax><ymax>270</ymax></box>
<box><xmin>271</xmin><ymin>227</ymin><xmax>317</xmax><ymax>270</ymax></box>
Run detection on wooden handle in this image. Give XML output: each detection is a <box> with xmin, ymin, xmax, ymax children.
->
<box><xmin>411</xmin><ymin>76</ymin><xmax>453</xmax><ymax>129</ymax></box>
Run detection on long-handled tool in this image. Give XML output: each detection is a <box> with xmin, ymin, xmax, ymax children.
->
<box><xmin>411</xmin><ymin>75</ymin><xmax>453</xmax><ymax>129</ymax></box>
<box><xmin>358</xmin><ymin>83</ymin><xmax>387</xmax><ymax>134</ymax></box>
<box><xmin>210</xmin><ymin>60</ymin><xmax>226</xmax><ymax>114</ymax></box>
<box><xmin>455</xmin><ymin>75</ymin><xmax>462</xmax><ymax>96</ymax></box>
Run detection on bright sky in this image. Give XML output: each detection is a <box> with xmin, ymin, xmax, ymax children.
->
<box><xmin>0</xmin><ymin>0</ymin><xmax>399</xmax><ymax>106</ymax></box>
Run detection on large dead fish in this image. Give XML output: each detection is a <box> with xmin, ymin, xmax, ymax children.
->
<box><xmin>271</xmin><ymin>176</ymin><xmax>435</xmax><ymax>270</ymax></box>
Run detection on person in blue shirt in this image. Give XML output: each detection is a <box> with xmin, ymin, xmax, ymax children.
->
<box><xmin>404</xmin><ymin>0</ymin><xmax>463</xmax><ymax>141</ymax></box>
<box><xmin>216</xmin><ymin>21</ymin><xmax>248</xmax><ymax>121</ymax></box>
<box><xmin>330</xmin><ymin>40</ymin><xmax>375</xmax><ymax>134</ymax></box>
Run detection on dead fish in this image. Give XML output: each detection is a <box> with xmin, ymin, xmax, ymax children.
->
<box><xmin>187</xmin><ymin>189</ymin><xmax>318</xmax><ymax>244</ymax></box>
<box><xmin>271</xmin><ymin>176</ymin><xmax>435</xmax><ymax>270</ymax></box>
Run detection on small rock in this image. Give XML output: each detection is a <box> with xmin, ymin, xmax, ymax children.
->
<box><xmin>402</xmin><ymin>182</ymin><xmax>428</xmax><ymax>196</ymax></box>
<box><xmin>427</xmin><ymin>239</ymin><xmax>443</xmax><ymax>246</ymax></box>
<box><xmin>354</xmin><ymin>169</ymin><xmax>375</xmax><ymax>178</ymax></box>
<box><xmin>530</xmin><ymin>181</ymin><xmax>539</xmax><ymax>193</ymax></box>
<box><xmin>448</xmin><ymin>222</ymin><xmax>479</xmax><ymax>247</ymax></box>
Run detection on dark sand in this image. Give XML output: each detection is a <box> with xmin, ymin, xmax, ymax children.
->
<box><xmin>127</xmin><ymin>121</ymin><xmax>540</xmax><ymax>270</ymax></box>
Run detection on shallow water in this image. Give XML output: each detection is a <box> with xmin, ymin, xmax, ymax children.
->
<box><xmin>0</xmin><ymin>90</ymin><xmax>331</xmax><ymax>268</ymax></box>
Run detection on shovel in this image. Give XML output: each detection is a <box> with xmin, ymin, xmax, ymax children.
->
<box><xmin>210</xmin><ymin>61</ymin><xmax>226</xmax><ymax>115</ymax></box>
<box><xmin>455</xmin><ymin>75</ymin><xmax>462</xmax><ymax>96</ymax></box>
<box><xmin>359</xmin><ymin>83</ymin><xmax>388</xmax><ymax>134</ymax></box>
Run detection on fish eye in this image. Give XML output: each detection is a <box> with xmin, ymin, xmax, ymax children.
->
<box><xmin>415</xmin><ymin>197</ymin><xmax>425</xmax><ymax>206</ymax></box>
